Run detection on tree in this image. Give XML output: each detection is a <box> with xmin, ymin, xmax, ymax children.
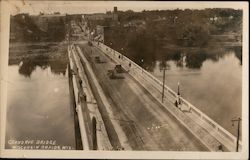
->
<box><xmin>181</xmin><ymin>24</ymin><xmax>209</xmax><ymax>47</ymax></box>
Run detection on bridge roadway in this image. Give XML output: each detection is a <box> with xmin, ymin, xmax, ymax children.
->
<box><xmin>77</xmin><ymin>41</ymin><xmax>208</xmax><ymax>151</ymax></box>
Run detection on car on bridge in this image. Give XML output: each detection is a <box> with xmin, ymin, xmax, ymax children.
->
<box><xmin>114</xmin><ymin>64</ymin><xmax>123</xmax><ymax>73</ymax></box>
<box><xmin>95</xmin><ymin>56</ymin><xmax>101</xmax><ymax>63</ymax></box>
<box><xmin>88</xmin><ymin>41</ymin><xmax>93</xmax><ymax>46</ymax></box>
<box><xmin>107</xmin><ymin>69</ymin><xmax>124</xmax><ymax>79</ymax></box>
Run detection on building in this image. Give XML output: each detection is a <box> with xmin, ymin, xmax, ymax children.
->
<box><xmin>94</xmin><ymin>25</ymin><xmax>106</xmax><ymax>42</ymax></box>
<box><xmin>82</xmin><ymin>7</ymin><xmax>118</xmax><ymax>21</ymax></box>
<box><xmin>123</xmin><ymin>19</ymin><xmax>146</xmax><ymax>27</ymax></box>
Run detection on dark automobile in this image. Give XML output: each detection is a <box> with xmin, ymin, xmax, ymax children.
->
<box><xmin>95</xmin><ymin>56</ymin><xmax>101</xmax><ymax>63</ymax></box>
<box><xmin>88</xmin><ymin>41</ymin><xmax>92</xmax><ymax>46</ymax></box>
<box><xmin>115</xmin><ymin>64</ymin><xmax>123</xmax><ymax>73</ymax></box>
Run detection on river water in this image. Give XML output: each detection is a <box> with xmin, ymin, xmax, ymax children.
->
<box><xmin>149</xmin><ymin>48</ymin><xmax>242</xmax><ymax>136</ymax></box>
<box><xmin>5</xmin><ymin>46</ymin><xmax>76</xmax><ymax>150</ymax></box>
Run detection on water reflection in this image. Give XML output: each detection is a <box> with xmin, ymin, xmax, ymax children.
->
<box><xmin>233</xmin><ymin>47</ymin><xmax>242</xmax><ymax>65</ymax></box>
<box><xmin>6</xmin><ymin>41</ymin><xmax>76</xmax><ymax>150</ymax></box>
<box><xmin>159</xmin><ymin>60</ymin><xmax>171</xmax><ymax>71</ymax></box>
<box><xmin>185</xmin><ymin>53</ymin><xmax>207</xmax><ymax>69</ymax></box>
<box><xmin>9</xmin><ymin>56</ymin><xmax>68</xmax><ymax>77</ymax></box>
<box><xmin>6</xmin><ymin>60</ymin><xmax>75</xmax><ymax>150</ymax></box>
<box><xmin>149</xmin><ymin>49</ymin><xmax>242</xmax><ymax>136</ymax></box>
<box><xmin>123</xmin><ymin>45</ymin><xmax>242</xmax><ymax>135</ymax></box>
<box><xmin>135</xmin><ymin>47</ymin><xmax>242</xmax><ymax>70</ymax></box>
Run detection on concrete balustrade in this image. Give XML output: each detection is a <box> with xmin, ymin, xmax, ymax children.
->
<box><xmin>68</xmin><ymin>46</ymin><xmax>90</xmax><ymax>150</ymax></box>
<box><xmin>75</xmin><ymin>45</ymin><xmax>132</xmax><ymax>150</ymax></box>
<box><xmin>70</xmin><ymin>45</ymin><xmax>114</xmax><ymax>150</ymax></box>
<box><xmin>93</xmin><ymin>41</ymin><xmax>242</xmax><ymax>151</ymax></box>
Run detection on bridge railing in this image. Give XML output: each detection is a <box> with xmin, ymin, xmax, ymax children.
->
<box><xmin>93</xmin><ymin>41</ymin><xmax>242</xmax><ymax>150</ymax></box>
<box><xmin>68</xmin><ymin>46</ymin><xmax>91</xmax><ymax>150</ymax></box>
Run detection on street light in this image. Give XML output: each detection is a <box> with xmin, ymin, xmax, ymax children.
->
<box><xmin>161</xmin><ymin>62</ymin><xmax>170</xmax><ymax>103</ymax></box>
<box><xmin>177</xmin><ymin>82</ymin><xmax>180</xmax><ymax>95</ymax></box>
<box><xmin>162</xmin><ymin>67</ymin><xmax>166</xmax><ymax>103</ymax></box>
<box><xmin>110</xmin><ymin>42</ymin><xmax>113</xmax><ymax>53</ymax></box>
<box><xmin>231</xmin><ymin>117</ymin><xmax>241</xmax><ymax>152</ymax></box>
<box><xmin>177</xmin><ymin>82</ymin><xmax>181</xmax><ymax>105</ymax></box>
<box><xmin>141</xmin><ymin>59</ymin><xmax>144</xmax><ymax>73</ymax></box>
<box><xmin>121</xmin><ymin>48</ymin><xmax>124</xmax><ymax>59</ymax></box>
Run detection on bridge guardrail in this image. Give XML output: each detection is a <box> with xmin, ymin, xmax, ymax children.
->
<box><xmin>68</xmin><ymin>46</ymin><xmax>91</xmax><ymax>150</ymax></box>
<box><xmin>93</xmin><ymin>41</ymin><xmax>242</xmax><ymax>151</ymax></box>
<box><xmin>70</xmin><ymin>44</ymin><xmax>114</xmax><ymax>150</ymax></box>
<box><xmin>76</xmin><ymin>44</ymin><xmax>132</xmax><ymax>150</ymax></box>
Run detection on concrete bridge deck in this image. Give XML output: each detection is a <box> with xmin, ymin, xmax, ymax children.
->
<box><xmin>72</xmin><ymin>41</ymin><xmax>209</xmax><ymax>151</ymax></box>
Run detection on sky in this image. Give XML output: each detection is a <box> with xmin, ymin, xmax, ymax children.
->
<box><xmin>6</xmin><ymin>0</ymin><xmax>244</xmax><ymax>15</ymax></box>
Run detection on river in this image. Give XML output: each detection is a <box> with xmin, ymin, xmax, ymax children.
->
<box><xmin>5</xmin><ymin>43</ymin><xmax>76</xmax><ymax>150</ymax></box>
<box><xmin>148</xmin><ymin>48</ymin><xmax>242</xmax><ymax>136</ymax></box>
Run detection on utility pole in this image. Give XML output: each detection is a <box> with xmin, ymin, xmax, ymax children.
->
<box><xmin>162</xmin><ymin>67</ymin><xmax>166</xmax><ymax>103</ymax></box>
<box><xmin>231</xmin><ymin>117</ymin><xmax>241</xmax><ymax>152</ymax></box>
<box><xmin>177</xmin><ymin>82</ymin><xmax>180</xmax><ymax>95</ymax></box>
<box><xmin>161</xmin><ymin>59</ymin><xmax>169</xmax><ymax>103</ymax></box>
<box><xmin>141</xmin><ymin>59</ymin><xmax>144</xmax><ymax>73</ymax></box>
<box><xmin>177</xmin><ymin>82</ymin><xmax>181</xmax><ymax>105</ymax></box>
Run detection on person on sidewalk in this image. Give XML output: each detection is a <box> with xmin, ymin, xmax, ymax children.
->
<box><xmin>175</xmin><ymin>95</ymin><xmax>182</xmax><ymax>110</ymax></box>
<box><xmin>175</xmin><ymin>99</ymin><xmax>179</xmax><ymax>108</ymax></box>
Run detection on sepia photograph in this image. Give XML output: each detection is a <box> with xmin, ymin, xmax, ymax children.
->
<box><xmin>0</xmin><ymin>0</ymin><xmax>248</xmax><ymax>159</ymax></box>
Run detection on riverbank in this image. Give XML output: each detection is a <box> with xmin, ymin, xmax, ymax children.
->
<box><xmin>9</xmin><ymin>41</ymin><xmax>68</xmax><ymax>64</ymax></box>
<box><xmin>8</xmin><ymin>41</ymin><xmax>69</xmax><ymax>77</ymax></box>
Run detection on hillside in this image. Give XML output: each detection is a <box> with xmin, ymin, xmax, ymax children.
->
<box><xmin>10</xmin><ymin>14</ymin><xmax>66</xmax><ymax>42</ymax></box>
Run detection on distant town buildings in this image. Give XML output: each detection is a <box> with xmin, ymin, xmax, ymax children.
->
<box><xmin>82</xmin><ymin>7</ymin><xmax>119</xmax><ymax>42</ymax></box>
<box><xmin>123</xmin><ymin>19</ymin><xmax>146</xmax><ymax>27</ymax></box>
<box><xmin>95</xmin><ymin>25</ymin><xmax>105</xmax><ymax>42</ymax></box>
<box><xmin>82</xmin><ymin>7</ymin><xmax>118</xmax><ymax>21</ymax></box>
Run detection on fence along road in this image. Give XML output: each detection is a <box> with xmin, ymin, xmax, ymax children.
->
<box><xmin>93</xmin><ymin>41</ymin><xmax>242</xmax><ymax>152</ymax></box>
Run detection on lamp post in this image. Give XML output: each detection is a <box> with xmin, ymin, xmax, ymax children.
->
<box><xmin>141</xmin><ymin>59</ymin><xmax>144</xmax><ymax>73</ymax></box>
<box><xmin>177</xmin><ymin>82</ymin><xmax>180</xmax><ymax>95</ymax></box>
<box><xmin>177</xmin><ymin>82</ymin><xmax>181</xmax><ymax>105</ymax></box>
<box><xmin>162</xmin><ymin>67</ymin><xmax>166</xmax><ymax>103</ymax></box>
<box><xmin>110</xmin><ymin>42</ymin><xmax>113</xmax><ymax>55</ymax></box>
<box><xmin>161</xmin><ymin>61</ymin><xmax>170</xmax><ymax>103</ymax></box>
<box><xmin>121</xmin><ymin>48</ymin><xmax>124</xmax><ymax>60</ymax></box>
<box><xmin>231</xmin><ymin>117</ymin><xmax>241</xmax><ymax>152</ymax></box>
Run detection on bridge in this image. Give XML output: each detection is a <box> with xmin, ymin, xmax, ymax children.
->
<box><xmin>67</xmin><ymin>22</ymin><xmax>242</xmax><ymax>152</ymax></box>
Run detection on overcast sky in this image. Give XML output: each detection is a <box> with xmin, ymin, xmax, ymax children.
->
<box><xmin>7</xmin><ymin>1</ymin><xmax>244</xmax><ymax>15</ymax></box>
